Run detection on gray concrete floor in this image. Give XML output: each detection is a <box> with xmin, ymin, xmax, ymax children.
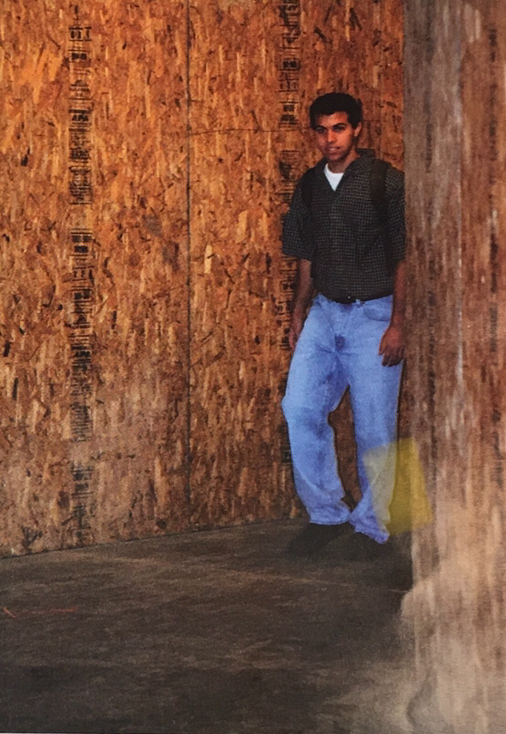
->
<box><xmin>0</xmin><ymin>520</ymin><xmax>416</xmax><ymax>734</ymax></box>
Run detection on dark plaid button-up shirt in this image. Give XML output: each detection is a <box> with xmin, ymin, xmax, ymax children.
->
<box><xmin>282</xmin><ymin>153</ymin><xmax>405</xmax><ymax>301</ymax></box>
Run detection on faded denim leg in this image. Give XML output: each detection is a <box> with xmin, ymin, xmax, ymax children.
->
<box><xmin>282</xmin><ymin>295</ymin><xmax>403</xmax><ymax>540</ymax></box>
<box><xmin>282</xmin><ymin>296</ymin><xmax>352</xmax><ymax>526</ymax></box>
<box><xmin>344</xmin><ymin>297</ymin><xmax>403</xmax><ymax>542</ymax></box>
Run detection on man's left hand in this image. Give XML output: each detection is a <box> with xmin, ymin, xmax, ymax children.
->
<box><xmin>379</xmin><ymin>325</ymin><xmax>405</xmax><ymax>366</ymax></box>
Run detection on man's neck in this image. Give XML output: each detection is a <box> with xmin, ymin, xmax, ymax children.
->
<box><xmin>326</xmin><ymin>148</ymin><xmax>360</xmax><ymax>174</ymax></box>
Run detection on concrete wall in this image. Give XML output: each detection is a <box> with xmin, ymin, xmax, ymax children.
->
<box><xmin>403</xmin><ymin>1</ymin><xmax>506</xmax><ymax>731</ymax></box>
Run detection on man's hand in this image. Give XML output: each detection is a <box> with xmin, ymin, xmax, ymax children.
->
<box><xmin>379</xmin><ymin>324</ymin><xmax>405</xmax><ymax>366</ymax></box>
<box><xmin>288</xmin><ymin>310</ymin><xmax>305</xmax><ymax>351</ymax></box>
<box><xmin>379</xmin><ymin>260</ymin><xmax>406</xmax><ymax>366</ymax></box>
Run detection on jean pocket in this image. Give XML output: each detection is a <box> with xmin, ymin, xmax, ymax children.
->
<box><xmin>362</xmin><ymin>297</ymin><xmax>393</xmax><ymax>322</ymax></box>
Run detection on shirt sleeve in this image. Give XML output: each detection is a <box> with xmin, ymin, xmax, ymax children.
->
<box><xmin>281</xmin><ymin>184</ymin><xmax>315</xmax><ymax>260</ymax></box>
<box><xmin>385</xmin><ymin>167</ymin><xmax>406</xmax><ymax>265</ymax></box>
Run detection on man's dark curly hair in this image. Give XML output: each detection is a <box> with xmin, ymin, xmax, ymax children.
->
<box><xmin>309</xmin><ymin>92</ymin><xmax>363</xmax><ymax>129</ymax></box>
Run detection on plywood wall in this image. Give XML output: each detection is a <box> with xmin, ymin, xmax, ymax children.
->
<box><xmin>0</xmin><ymin>0</ymin><xmax>403</xmax><ymax>555</ymax></box>
<box><xmin>403</xmin><ymin>1</ymin><xmax>506</xmax><ymax>730</ymax></box>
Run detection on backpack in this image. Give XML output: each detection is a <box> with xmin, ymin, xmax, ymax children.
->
<box><xmin>299</xmin><ymin>157</ymin><xmax>395</xmax><ymax>275</ymax></box>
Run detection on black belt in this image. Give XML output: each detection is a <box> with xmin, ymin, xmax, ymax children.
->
<box><xmin>326</xmin><ymin>291</ymin><xmax>393</xmax><ymax>305</ymax></box>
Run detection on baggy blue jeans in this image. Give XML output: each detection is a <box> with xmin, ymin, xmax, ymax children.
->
<box><xmin>282</xmin><ymin>294</ymin><xmax>403</xmax><ymax>543</ymax></box>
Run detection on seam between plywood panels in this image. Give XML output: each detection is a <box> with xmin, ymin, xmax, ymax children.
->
<box><xmin>186</xmin><ymin>0</ymin><xmax>193</xmax><ymax>520</ymax></box>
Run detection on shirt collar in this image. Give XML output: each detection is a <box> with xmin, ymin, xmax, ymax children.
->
<box><xmin>315</xmin><ymin>150</ymin><xmax>374</xmax><ymax>181</ymax></box>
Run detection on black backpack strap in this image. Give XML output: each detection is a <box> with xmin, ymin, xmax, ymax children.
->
<box><xmin>370</xmin><ymin>158</ymin><xmax>395</xmax><ymax>275</ymax></box>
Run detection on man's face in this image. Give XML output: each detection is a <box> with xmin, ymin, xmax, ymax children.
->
<box><xmin>313</xmin><ymin>112</ymin><xmax>362</xmax><ymax>171</ymax></box>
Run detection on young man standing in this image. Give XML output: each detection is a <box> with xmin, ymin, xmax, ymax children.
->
<box><xmin>282</xmin><ymin>92</ymin><xmax>405</xmax><ymax>559</ymax></box>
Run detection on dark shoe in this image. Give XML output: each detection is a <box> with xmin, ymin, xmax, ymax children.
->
<box><xmin>340</xmin><ymin>532</ymin><xmax>392</xmax><ymax>562</ymax></box>
<box><xmin>287</xmin><ymin>522</ymin><xmax>351</xmax><ymax>558</ymax></box>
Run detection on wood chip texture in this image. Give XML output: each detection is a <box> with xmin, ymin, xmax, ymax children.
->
<box><xmin>0</xmin><ymin>0</ymin><xmax>403</xmax><ymax>554</ymax></box>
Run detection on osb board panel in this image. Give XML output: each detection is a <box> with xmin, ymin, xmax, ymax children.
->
<box><xmin>0</xmin><ymin>1</ymin><xmax>190</xmax><ymax>555</ymax></box>
<box><xmin>188</xmin><ymin>0</ymin><xmax>404</xmax><ymax>527</ymax></box>
<box><xmin>404</xmin><ymin>1</ymin><xmax>506</xmax><ymax>729</ymax></box>
<box><xmin>188</xmin><ymin>1</ymin><xmax>295</xmax><ymax>526</ymax></box>
<box><xmin>0</xmin><ymin>1</ymin><xmax>77</xmax><ymax>554</ymax></box>
<box><xmin>0</xmin><ymin>0</ymin><xmax>404</xmax><ymax>552</ymax></box>
<box><xmin>301</xmin><ymin>0</ymin><xmax>403</xmax><ymax>165</ymax></box>
<box><xmin>88</xmin><ymin>2</ymin><xmax>190</xmax><ymax>542</ymax></box>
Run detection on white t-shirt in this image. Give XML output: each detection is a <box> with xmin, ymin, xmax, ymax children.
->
<box><xmin>324</xmin><ymin>164</ymin><xmax>344</xmax><ymax>191</ymax></box>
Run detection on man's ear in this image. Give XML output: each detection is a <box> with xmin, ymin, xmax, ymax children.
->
<box><xmin>353</xmin><ymin>122</ymin><xmax>363</xmax><ymax>139</ymax></box>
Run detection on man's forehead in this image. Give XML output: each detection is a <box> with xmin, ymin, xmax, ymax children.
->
<box><xmin>315</xmin><ymin>111</ymin><xmax>349</xmax><ymax>127</ymax></box>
